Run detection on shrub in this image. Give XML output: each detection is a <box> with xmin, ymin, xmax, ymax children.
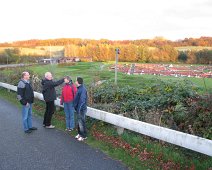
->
<box><xmin>90</xmin><ymin>79</ymin><xmax>211</xmax><ymax>139</ymax></box>
<box><xmin>0</xmin><ymin>68</ymin><xmax>42</xmax><ymax>92</ymax></box>
<box><xmin>184</xmin><ymin>94</ymin><xmax>212</xmax><ymax>139</ymax></box>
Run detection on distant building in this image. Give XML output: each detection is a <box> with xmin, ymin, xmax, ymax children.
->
<box><xmin>58</xmin><ymin>57</ymin><xmax>81</xmax><ymax>63</ymax></box>
<box><xmin>38</xmin><ymin>58</ymin><xmax>58</xmax><ymax>64</ymax></box>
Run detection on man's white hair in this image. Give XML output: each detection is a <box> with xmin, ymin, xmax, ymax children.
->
<box><xmin>45</xmin><ymin>72</ymin><xmax>51</xmax><ymax>78</ymax></box>
<box><xmin>22</xmin><ymin>71</ymin><xmax>29</xmax><ymax>78</ymax></box>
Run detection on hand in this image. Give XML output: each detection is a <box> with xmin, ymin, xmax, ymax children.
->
<box><xmin>20</xmin><ymin>99</ymin><xmax>27</xmax><ymax>105</ymax></box>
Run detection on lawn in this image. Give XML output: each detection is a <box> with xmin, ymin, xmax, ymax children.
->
<box><xmin>28</xmin><ymin>62</ymin><xmax>212</xmax><ymax>93</ymax></box>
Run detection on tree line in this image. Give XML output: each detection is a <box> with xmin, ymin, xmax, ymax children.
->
<box><xmin>64</xmin><ymin>44</ymin><xmax>211</xmax><ymax>64</ymax></box>
<box><xmin>0</xmin><ymin>37</ymin><xmax>211</xmax><ymax>64</ymax></box>
<box><xmin>1</xmin><ymin>37</ymin><xmax>212</xmax><ymax>47</ymax></box>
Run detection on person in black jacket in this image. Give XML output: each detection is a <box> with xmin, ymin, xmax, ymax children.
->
<box><xmin>17</xmin><ymin>71</ymin><xmax>37</xmax><ymax>133</ymax></box>
<box><xmin>41</xmin><ymin>72</ymin><xmax>64</xmax><ymax>128</ymax></box>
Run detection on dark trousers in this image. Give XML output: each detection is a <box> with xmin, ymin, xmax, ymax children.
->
<box><xmin>43</xmin><ymin>101</ymin><xmax>55</xmax><ymax>126</ymax></box>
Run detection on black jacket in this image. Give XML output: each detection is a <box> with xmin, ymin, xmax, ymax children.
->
<box><xmin>41</xmin><ymin>78</ymin><xmax>64</xmax><ymax>102</ymax></box>
<box><xmin>17</xmin><ymin>80</ymin><xmax>34</xmax><ymax>105</ymax></box>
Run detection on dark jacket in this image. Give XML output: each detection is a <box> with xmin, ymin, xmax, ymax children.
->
<box><xmin>41</xmin><ymin>78</ymin><xmax>64</xmax><ymax>102</ymax></box>
<box><xmin>74</xmin><ymin>84</ymin><xmax>88</xmax><ymax>113</ymax></box>
<box><xmin>17</xmin><ymin>79</ymin><xmax>34</xmax><ymax>105</ymax></box>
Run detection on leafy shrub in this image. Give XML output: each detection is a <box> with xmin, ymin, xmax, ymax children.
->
<box><xmin>183</xmin><ymin>94</ymin><xmax>212</xmax><ymax>139</ymax></box>
<box><xmin>0</xmin><ymin>67</ymin><xmax>42</xmax><ymax>92</ymax></box>
<box><xmin>90</xmin><ymin>79</ymin><xmax>211</xmax><ymax>139</ymax></box>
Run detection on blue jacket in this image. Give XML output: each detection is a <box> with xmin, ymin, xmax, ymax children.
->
<box><xmin>74</xmin><ymin>84</ymin><xmax>88</xmax><ymax>113</ymax></box>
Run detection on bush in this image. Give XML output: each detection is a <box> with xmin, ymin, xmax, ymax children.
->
<box><xmin>90</xmin><ymin>80</ymin><xmax>211</xmax><ymax>139</ymax></box>
<box><xmin>0</xmin><ymin>67</ymin><xmax>42</xmax><ymax>92</ymax></box>
<box><xmin>184</xmin><ymin>94</ymin><xmax>212</xmax><ymax>139</ymax></box>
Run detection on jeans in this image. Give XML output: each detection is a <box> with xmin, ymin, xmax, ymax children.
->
<box><xmin>77</xmin><ymin>109</ymin><xmax>87</xmax><ymax>138</ymax></box>
<box><xmin>64</xmin><ymin>102</ymin><xmax>75</xmax><ymax>129</ymax></box>
<box><xmin>43</xmin><ymin>101</ymin><xmax>55</xmax><ymax>126</ymax></box>
<box><xmin>22</xmin><ymin>103</ymin><xmax>32</xmax><ymax>131</ymax></box>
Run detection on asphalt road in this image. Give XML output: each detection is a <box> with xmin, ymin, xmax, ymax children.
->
<box><xmin>0</xmin><ymin>98</ymin><xmax>128</xmax><ymax>170</ymax></box>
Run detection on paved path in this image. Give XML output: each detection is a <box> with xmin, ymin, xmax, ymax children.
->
<box><xmin>0</xmin><ymin>98</ymin><xmax>128</xmax><ymax>170</ymax></box>
<box><xmin>0</xmin><ymin>63</ymin><xmax>26</xmax><ymax>68</ymax></box>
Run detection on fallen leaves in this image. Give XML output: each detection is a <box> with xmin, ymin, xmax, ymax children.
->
<box><xmin>91</xmin><ymin>126</ymin><xmax>195</xmax><ymax>170</ymax></box>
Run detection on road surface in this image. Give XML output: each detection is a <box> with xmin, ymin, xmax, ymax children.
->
<box><xmin>0</xmin><ymin>97</ymin><xmax>128</xmax><ymax>170</ymax></box>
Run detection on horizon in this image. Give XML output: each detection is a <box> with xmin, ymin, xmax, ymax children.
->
<box><xmin>1</xmin><ymin>36</ymin><xmax>211</xmax><ymax>44</ymax></box>
<box><xmin>0</xmin><ymin>0</ymin><xmax>212</xmax><ymax>43</ymax></box>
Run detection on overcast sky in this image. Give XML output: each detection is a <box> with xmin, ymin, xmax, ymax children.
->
<box><xmin>0</xmin><ymin>0</ymin><xmax>211</xmax><ymax>43</ymax></box>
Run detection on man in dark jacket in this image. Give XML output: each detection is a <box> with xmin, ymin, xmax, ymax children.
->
<box><xmin>74</xmin><ymin>77</ymin><xmax>88</xmax><ymax>141</ymax></box>
<box><xmin>41</xmin><ymin>72</ymin><xmax>64</xmax><ymax>128</ymax></box>
<box><xmin>17</xmin><ymin>71</ymin><xmax>37</xmax><ymax>133</ymax></box>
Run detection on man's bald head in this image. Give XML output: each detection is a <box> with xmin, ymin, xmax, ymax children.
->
<box><xmin>45</xmin><ymin>72</ymin><xmax>53</xmax><ymax>80</ymax></box>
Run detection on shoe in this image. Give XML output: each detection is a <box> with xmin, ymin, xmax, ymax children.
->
<box><xmin>77</xmin><ymin>137</ymin><xmax>87</xmax><ymax>141</ymax></box>
<box><xmin>77</xmin><ymin>137</ymin><xmax>84</xmax><ymax>141</ymax></box>
<box><xmin>65</xmin><ymin>128</ymin><xmax>72</xmax><ymax>131</ymax></box>
<box><xmin>45</xmin><ymin>125</ymin><xmax>55</xmax><ymax>129</ymax></box>
<box><xmin>29</xmin><ymin>127</ymin><xmax>37</xmax><ymax>130</ymax></box>
<box><xmin>75</xmin><ymin>134</ymin><xmax>80</xmax><ymax>139</ymax></box>
<box><xmin>25</xmin><ymin>129</ymin><xmax>32</xmax><ymax>133</ymax></box>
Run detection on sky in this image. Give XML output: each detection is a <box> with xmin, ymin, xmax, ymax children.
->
<box><xmin>0</xmin><ymin>0</ymin><xmax>212</xmax><ymax>43</ymax></box>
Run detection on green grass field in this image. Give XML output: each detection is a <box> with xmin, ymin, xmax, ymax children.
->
<box><xmin>28</xmin><ymin>62</ymin><xmax>212</xmax><ymax>93</ymax></box>
<box><xmin>1</xmin><ymin>62</ymin><xmax>211</xmax><ymax>95</ymax></box>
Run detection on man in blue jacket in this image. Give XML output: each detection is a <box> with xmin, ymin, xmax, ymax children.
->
<box><xmin>74</xmin><ymin>77</ymin><xmax>88</xmax><ymax>141</ymax></box>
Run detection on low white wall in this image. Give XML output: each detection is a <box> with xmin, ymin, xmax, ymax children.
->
<box><xmin>0</xmin><ymin>82</ymin><xmax>212</xmax><ymax>157</ymax></box>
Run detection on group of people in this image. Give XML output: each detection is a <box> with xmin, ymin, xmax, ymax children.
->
<box><xmin>17</xmin><ymin>71</ymin><xmax>88</xmax><ymax>141</ymax></box>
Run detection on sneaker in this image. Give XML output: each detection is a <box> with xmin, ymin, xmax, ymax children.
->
<box><xmin>75</xmin><ymin>134</ymin><xmax>80</xmax><ymax>139</ymax></box>
<box><xmin>45</xmin><ymin>125</ymin><xmax>55</xmax><ymax>129</ymax></box>
<box><xmin>29</xmin><ymin>127</ymin><xmax>37</xmax><ymax>130</ymax></box>
<box><xmin>77</xmin><ymin>137</ymin><xmax>84</xmax><ymax>141</ymax></box>
<box><xmin>68</xmin><ymin>129</ymin><xmax>73</xmax><ymax>132</ymax></box>
<box><xmin>77</xmin><ymin>137</ymin><xmax>87</xmax><ymax>141</ymax></box>
<box><xmin>25</xmin><ymin>129</ymin><xmax>32</xmax><ymax>133</ymax></box>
